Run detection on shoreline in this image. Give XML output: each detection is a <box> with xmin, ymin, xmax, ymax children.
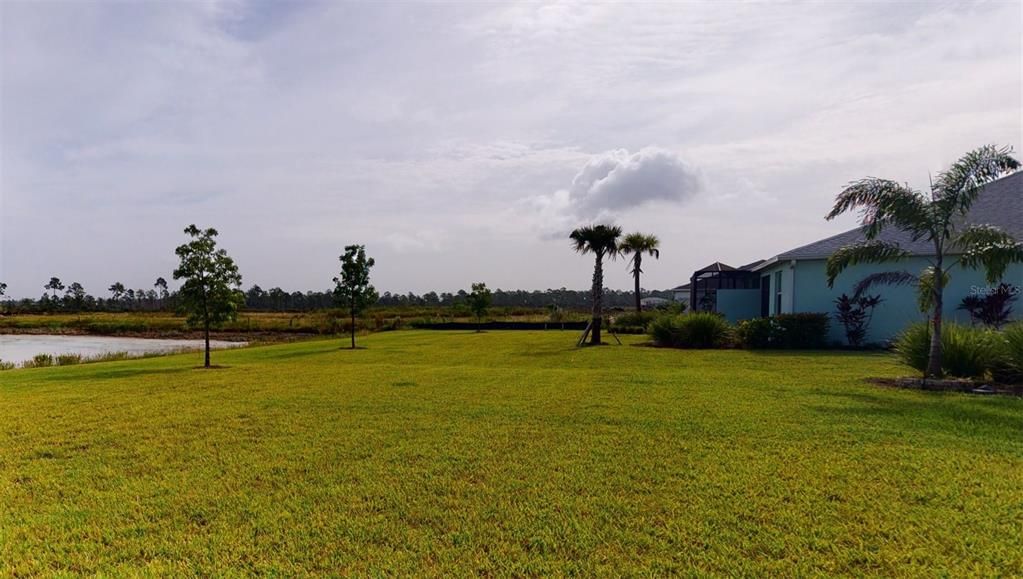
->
<box><xmin>0</xmin><ymin>327</ymin><xmax>315</xmax><ymax>343</ymax></box>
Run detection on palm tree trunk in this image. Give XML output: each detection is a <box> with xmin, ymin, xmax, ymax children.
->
<box><xmin>633</xmin><ymin>255</ymin><xmax>642</xmax><ymax>313</ymax></box>
<box><xmin>925</xmin><ymin>259</ymin><xmax>943</xmax><ymax>378</ymax></box>
<box><xmin>591</xmin><ymin>253</ymin><xmax>603</xmax><ymax>345</ymax></box>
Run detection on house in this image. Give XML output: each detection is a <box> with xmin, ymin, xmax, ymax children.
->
<box><xmin>640</xmin><ymin>296</ymin><xmax>673</xmax><ymax>309</ymax></box>
<box><xmin>670</xmin><ymin>283</ymin><xmax>691</xmax><ymax>306</ymax></box>
<box><xmin>682</xmin><ymin>171</ymin><xmax>1023</xmax><ymax>343</ymax></box>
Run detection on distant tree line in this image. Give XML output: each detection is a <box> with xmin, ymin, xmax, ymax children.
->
<box><xmin>0</xmin><ymin>280</ymin><xmax>674</xmax><ymax>314</ymax></box>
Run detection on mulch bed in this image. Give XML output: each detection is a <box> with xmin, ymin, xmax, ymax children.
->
<box><xmin>867</xmin><ymin>377</ymin><xmax>1023</xmax><ymax>397</ymax></box>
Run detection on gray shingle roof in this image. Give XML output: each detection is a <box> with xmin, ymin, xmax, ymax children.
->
<box><xmin>773</xmin><ymin>171</ymin><xmax>1023</xmax><ymax>260</ymax></box>
<box><xmin>694</xmin><ymin>262</ymin><xmax>736</xmax><ymax>272</ymax></box>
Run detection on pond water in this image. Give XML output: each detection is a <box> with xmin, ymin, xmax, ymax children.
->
<box><xmin>0</xmin><ymin>335</ymin><xmax>246</xmax><ymax>367</ymax></box>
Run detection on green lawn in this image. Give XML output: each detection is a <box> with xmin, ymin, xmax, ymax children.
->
<box><xmin>1</xmin><ymin>331</ymin><xmax>1021</xmax><ymax>575</ymax></box>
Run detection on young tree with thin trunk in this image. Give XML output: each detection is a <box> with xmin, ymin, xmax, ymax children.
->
<box><xmin>108</xmin><ymin>282</ymin><xmax>125</xmax><ymax>309</ymax></box>
<box><xmin>570</xmin><ymin>224</ymin><xmax>622</xmax><ymax>345</ymax></box>
<box><xmin>173</xmin><ymin>225</ymin><xmax>243</xmax><ymax>368</ymax></box>
<box><xmin>467</xmin><ymin>282</ymin><xmax>492</xmax><ymax>332</ymax></box>
<box><xmin>825</xmin><ymin>145</ymin><xmax>1021</xmax><ymax>378</ymax></box>
<box><xmin>45</xmin><ymin>277</ymin><xmax>64</xmax><ymax>300</ymax></box>
<box><xmin>65</xmin><ymin>282</ymin><xmax>87</xmax><ymax>313</ymax></box>
<box><xmin>155</xmin><ymin>277</ymin><xmax>169</xmax><ymax>308</ymax></box>
<box><xmin>619</xmin><ymin>232</ymin><xmax>660</xmax><ymax>313</ymax></box>
<box><xmin>333</xmin><ymin>245</ymin><xmax>377</xmax><ymax>349</ymax></box>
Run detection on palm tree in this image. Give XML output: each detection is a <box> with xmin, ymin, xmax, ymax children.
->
<box><xmin>620</xmin><ymin>232</ymin><xmax>660</xmax><ymax>313</ymax></box>
<box><xmin>825</xmin><ymin>145</ymin><xmax>1021</xmax><ymax>378</ymax></box>
<box><xmin>570</xmin><ymin>224</ymin><xmax>622</xmax><ymax>345</ymax></box>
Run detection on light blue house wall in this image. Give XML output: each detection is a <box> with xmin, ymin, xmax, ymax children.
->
<box><xmin>716</xmin><ymin>289</ymin><xmax>761</xmax><ymax>323</ymax></box>
<box><xmin>759</xmin><ymin>258</ymin><xmax>1023</xmax><ymax>344</ymax></box>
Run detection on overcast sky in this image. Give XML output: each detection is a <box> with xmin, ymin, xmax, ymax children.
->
<box><xmin>1</xmin><ymin>0</ymin><xmax>1020</xmax><ymax>299</ymax></box>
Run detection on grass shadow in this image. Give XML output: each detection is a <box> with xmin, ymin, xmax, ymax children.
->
<box><xmin>260</xmin><ymin>347</ymin><xmax>339</xmax><ymax>361</ymax></box>
<box><xmin>40</xmin><ymin>366</ymin><xmax>192</xmax><ymax>383</ymax></box>
<box><xmin>811</xmin><ymin>388</ymin><xmax>1023</xmax><ymax>440</ymax></box>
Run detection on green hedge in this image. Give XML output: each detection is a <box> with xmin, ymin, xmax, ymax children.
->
<box><xmin>736</xmin><ymin>313</ymin><xmax>830</xmax><ymax>349</ymax></box>
<box><xmin>650</xmin><ymin>313</ymin><xmax>732</xmax><ymax>349</ymax></box>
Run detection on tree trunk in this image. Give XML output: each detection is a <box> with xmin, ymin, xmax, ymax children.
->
<box><xmin>591</xmin><ymin>253</ymin><xmax>603</xmax><ymax>345</ymax></box>
<box><xmin>633</xmin><ymin>255</ymin><xmax>642</xmax><ymax>313</ymax></box>
<box><xmin>350</xmin><ymin>309</ymin><xmax>356</xmax><ymax>349</ymax></box>
<box><xmin>204</xmin><ymin>320</ymin><xmax>211</xmax><ymax>368</ymax></box>
<box><xmin>925</xmin><ymin>260</ymin><xmax>943</xmax><ymax>378</ymax></box>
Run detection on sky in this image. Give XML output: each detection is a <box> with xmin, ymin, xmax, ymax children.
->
<box><xmin>1</xmin><ymin>0</ymin><xmax>1021</xmax><ymax>299</ymax></box>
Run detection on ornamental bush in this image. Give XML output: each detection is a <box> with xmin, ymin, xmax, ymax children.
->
<box><xmin>991</xmin><ymin>322</ymin><xmax>1023</xmax><ymax>384</ymax></box>
<box><xmin>650</xmin><ymin>313</ymin><xmax>732</xmax><ymax>349</ymax></box>
<box><xmin>894</xmin><ymin>322</ymin><xmax>1000</xmax><ymax>379</ymax></box>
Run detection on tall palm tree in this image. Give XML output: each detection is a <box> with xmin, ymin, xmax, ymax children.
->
<box><xmin>825</xmin><ymin>145</ymin><xmax>1021</xmax><ymax>378</ymax></box>
<box><xmin>570</xmin><ymin>224</ymin><xmax>622</xmax><ymax>345</ymax></box>
<box><xmin>620</xmin><ymin>232</ymin><xmax>660</xmax><ymax>313</ymax></box>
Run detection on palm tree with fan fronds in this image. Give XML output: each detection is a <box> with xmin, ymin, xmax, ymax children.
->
<box><xmin>570</xmin><ymin>224</ymin><xmax>622</xmax><ymax>345</ymax></box>
<box><xmin>620</xmin><ymin>232</ymin><xmax>660</xmax><ymax>313</ymax></box>
<box><xmin>825</xmin><ymin>145</ymin><xmax>1020</xmax><ymax>378</ymax></box>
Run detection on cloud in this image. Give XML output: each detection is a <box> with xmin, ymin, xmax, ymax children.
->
<box><xmin>530</xmin><ymin>147</ymin><xmax>702</xmax><ymax>236</ymax></box>
<box><xmin>0</xmin><ymin>1</ymin><xmax>1019</xmax><ymax>296</ymax></box>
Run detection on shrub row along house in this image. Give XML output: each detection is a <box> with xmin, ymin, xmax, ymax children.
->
<box><xmin>675</xmin><ymin>170</ymin><xmax>1022</xmax><ymax>343</ymax></box>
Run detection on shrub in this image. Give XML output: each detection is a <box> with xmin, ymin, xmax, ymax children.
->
<box><xmin>958</xmin><ymin>283</ymin><xmax>1018</xmax><ymax>329</ymax></box>
<box><xmin>90</xmin><ymin>351</ymin><xmax>131</xmax><ymax>363</ymax></box>
<box><xmin>942</xmin><ymin>324</ymin><xmax>1000</xmax><ymax>379</ymax></box>
<box><xmin>650</xmin><ymin>312</ymin><xmax>732</xmax><ymax>349</ymax></box>
<box><xmin>0</xmin><ymin>360</ymin><xmax>14</xmax><ymax>371</ymax></box>
<box><xmin>834</xmin><ymin>294</ymin><xmax>882</xmax><ymax>347</ymax></box>
<box><xmin>29</xmin><ymin>353</ymin><xmax>54</xmax><ymax>368</ymax></box>
<box><xmin>736</xmin><ymin>317</ymin><xmax>780</xmax><ymax>349</ymax></box>
<box><xmin>894</xmin><ymin>322</ymin><xmax>999</xmax><ymax>378</ymax></box>
<box><xmin>736</xmin><ymin>313</ymin><xmax>830</xmax><ymax>349</ymax></box>
<box><xmin>56</xmin><ymin>353</ymin><xmax>82</xmax><ymax>366</ymax></box>
<box><xmin>894</xmin><ymin>323</ymin><xmax>930</xmax><ymax>374</ymax></box>
<box><xmin>991</xmin><ymin>322</ymin><xmax>1023</xmax><ymax>384</ymax></box>
<box><xmin>774</xmin><ymin>313</ymin><xmax>831</xmax><ymax>349</ymax></box>
<box><xmin>611</xmin><ymin>311</ymin><xmax>657</xmax><ymax>333</ymax></box>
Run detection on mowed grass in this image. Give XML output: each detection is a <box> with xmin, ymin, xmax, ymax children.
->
<box><xmin>1</xmin><ymin>331</ymin><xmax>1021</xmax><ymax>576</ymax></box>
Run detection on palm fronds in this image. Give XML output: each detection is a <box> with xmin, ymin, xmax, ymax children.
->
<box><xmin>825</xmin><ymin>240</ymin><xmax>912</xmax><ymax>287</ymax></box>
<box><xmin>826</xmin><ymin>178</ymin><xmax>930</xmax><ymax>239</ymax></box>
<box><xmin>932</xmin><ymin>145</ymin><xmax>1020</xmax><ymax>221</ymax></box>
<box><xmin>955</xmin><ymin>225</ymin><xmax>1023</xmax><ymax>283</ymax></box>
<box><xmin>569</xmin><ymin>224</ymin><xmax>623</xmax><ymax>258</ymax></box>
<box><xmin>851</xmin><ymin>271</ymin><xmax>917</xmax><ymax>299</ymax></box>
<box><xmin>619</xmin><ymin>232</ymin><xmax>660</xmax><ymax>274</ymax></box>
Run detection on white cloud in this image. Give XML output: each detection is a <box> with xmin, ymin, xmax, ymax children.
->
<box><xmin>530</xmin><ymin>147</ymin><xmax>701</xmax><ymax>236</ymax></box>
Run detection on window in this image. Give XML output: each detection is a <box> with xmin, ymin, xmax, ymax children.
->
<box><xmin>774</xmin><ymin>271</ymin><xmax>783</xmax><ymax>314</ymax></box>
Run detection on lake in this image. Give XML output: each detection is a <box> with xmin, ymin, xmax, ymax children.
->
<box><xmin>0</xmin><ymin>335</ymin><xmax>246</xmax><ymax>367</ymax></box>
